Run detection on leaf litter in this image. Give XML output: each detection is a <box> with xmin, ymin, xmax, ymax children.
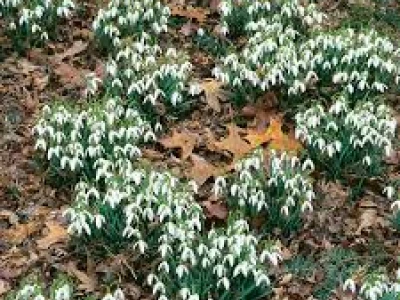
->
<box><xmin>1</xmin><ymin>0</ymin><xmax>400</xmax><ymax>299</ymax></box>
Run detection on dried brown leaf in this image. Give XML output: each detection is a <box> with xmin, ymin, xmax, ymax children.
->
<box><xmin>159</xmin><ymin>129</ymin><xmax>198</xmax><ymax>160</ymax></box>
<box><xmin>245</xmin><ymin>117</ymin><xmax>302</xmax><ymax>153</ymax></box>
<box><xmin>199</xmin><ymin>79</ymin><xmax>228</xmax><ymax>112</ymax></box>
<box><xmin>37</xmin><ymin>221</ymin><xmax>68</xmax><ymax>250</ymax></box>
<box><xmin>213</xmin><ymin>124</ymin><xmax>253</xmax><ymax>160</ymax></box>
<box><xmin>53</xmin><ymin>62</ymin><xmax>84</xmax><ymax>86</ymax></box>
<box><xmin>169</xmin><ymin>5</ymin><xmax>210</xmax><ymax>24</ymax></box>
<box><xmin>1</xmin><ymin>221</ymin><xmax>41</xmax><ymax>245</ymax></box>
<box><xmin>187</xmin><ymin>154</ymin><xmax>220</xmax><ymax>186</ymax></box>
<box><xmin>202</xmin><ymin>198</ymin><xmax>228</xmax><ymax>220</ymax></box>
<box><xmin>52</xmin><ymin>40</ymin><xmax>88</xmax><ymax>63</ymax></box>
<box><xmin>0</xmin><ymin>279</ymin><xmax>11</xmax><ymax>296</ymax></box>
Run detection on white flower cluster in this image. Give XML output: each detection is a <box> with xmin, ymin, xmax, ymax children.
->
<box><xmin>384</xmin><ymin>185</ymin><xmax>400</xmax><ymax>212</ymax></box>
<box><xmin>0</xmin><ymin>0</ymin><xmax>75</xmax><ymax>42</ymax></box>
<box><xmin>93</xmin><ymin>0</ymin><xmax>170</xmax><ymax>49</ymax></box>
<box><xmin>33</xmin><ymin>97</ymin><xmax>155</xmax><ymax>174</ymax></box>
<box><xmin>295</xmin><ymin>96</ymin><xmax>396</xmax><ymax>170</ymax></box>
<box><xmin>14</xmin><ymin>282</ymin><xmax>45</xmax><ymax>300</ymax></box>
<box><xmin>215</xmin><ymin>0</ymin><xmax>400</xmax><ymax>98</ymax></box>
<box><xmin>215</xmin><ymin>149</ymin><xmax>314</xmax><ymax>219</ymax></box>
<box><xmin>218</xmin><ymin>0</ymin><xmax>323</xmax><ymax>36</ymax></box>
<box><xmin>299</xmin><ymin>29</ymin><xmax>400</xmax><ymax>95</ymax></box>
<box><xmin>343</xmin><ymin>271</ymin><xmax>400</xmax><ymax>300</ymax></box>
<box><xmin>11</xmin><ymin>278</ymin><xmax>124</xmax><ymax>300</ymax></box>
<box><xmin>101</xmin><ymin>37</ymin><xmax>195</xmax><ymax>109</ymax></box>
<box><xmin>88</xmin><ymin>1</ymin><xmax>197</xmax><ymax>113</ymax></box>
<box><xmin>149</xmin><ymin>218</ymin><xmax>281</xmax><ymax>300</ymax></box>
<box><xmin>64</xmin><ymin>166</ymin><xmax>202</xmax><ymax>242</ymax></box>
<box><xmin>64</xmin><ymin>161</ymin><xmax>280</xmax><ymax>299</ymax></box>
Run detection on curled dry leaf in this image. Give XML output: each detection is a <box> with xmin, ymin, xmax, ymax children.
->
<box><xmin>159</xmin><ymin>129</ymin><xmax>198</xmax><ymax>160</ymax></box>
<box><xmin>356</xmin><ymin>200</ymin><xmax>386</xmax><ymax>235</ymax></box>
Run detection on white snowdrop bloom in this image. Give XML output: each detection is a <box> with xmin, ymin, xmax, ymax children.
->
<box><xmin>102</xmin><ymin>293</ymin><xmax>115</xmax><ymax>300</ymax></box>
<box><xmin>301</xmin><ymin>201</ymin><xmax>313</xmax><ymax>213</ymax></box>
<box><xmin>217</xmin><ymin>277</ymin><xmax>230</xmax><ymax>290</ymax></box>
<box><xmin>383</xmin><ymin>186</ymin><xmax>395</xmax><ymax>200</ymax></box>
<box><xmin>391</xmin><ymin>201</ymin><xmax>400</xmax><ymax>211</ymax></box>
<box><xmin>343</xmin><ymin>278</ymin><xmax>357</xmax><ymax>293</ymax></box>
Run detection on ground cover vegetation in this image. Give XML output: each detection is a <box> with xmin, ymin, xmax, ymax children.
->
<box><xmin>1</xmin><ymin>0</ymin><xmax>400</xmax><ymax>299</ymax></box>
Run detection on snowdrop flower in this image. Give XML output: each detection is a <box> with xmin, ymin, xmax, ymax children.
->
<box><xmin>343</xmin><ymin>278</ymin><xmax>357</xmax><ymax>293</ymax></box>
<box><xmin>384</xmin><ymin>186</ymin><xmax>395</xmax><ymax>199</ymax></box>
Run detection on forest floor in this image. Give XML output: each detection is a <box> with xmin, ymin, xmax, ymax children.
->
<box><xmin>1</xmin><ymin>0</ymin><xmax>400</xmax><ymax>299</ymax></box>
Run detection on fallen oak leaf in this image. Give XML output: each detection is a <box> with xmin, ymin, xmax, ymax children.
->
<box><xmin>199</xmin><ymin>79</ymin><xmax>229</xmax><ymax>112</ymax></box>
<box><xmin>186</xmin><ymin>154</ymin><xmax>220</xmax><ymax>186</ymax></box>
<box><xmin>37</xmin><ymin>221</ymin><xmax>69</xmax><ymax>250</ymax></box>
<box><xmin>245</xmin><ymin>117</ymin><xmax>302</xmax><ymax>153</ymax></box>
<box><xmin>159</xmin><ymin>129</ymin><xmax>198</xmax><ymax>160</ymax></box>
<box><xmin>169</xmin><ymin>5</ymin><xmax>210</xmax><ymax>24</ymax></box>
<box><xmin>214</xmin><ymin>124</ymin><xmax>253</xmax><ymax>161</ymax></box>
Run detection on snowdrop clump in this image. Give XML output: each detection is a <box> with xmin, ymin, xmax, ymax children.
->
<box><xmin>8</xmin><ymin>274</ymin><xmax>125</xmax><ymax>300</ymax></box>
<box><xmin>343</xmin><ymin>271</ymin><xmax>400</xmax><ymax>300</ymax></box>
<box><xmin>215</xmin><ymin>0</ymin><xmax>400</xmax><ymax>102</ymax></box>
<box><xmin>295</xmin><ymin>95</ymin><xmax>397</xmax><ymax>179</ymax></box>
<box><xmin>0</xmin><ymin>0</ymin><xmax>75</xmax><ymax>45</ymax></box>
<box><xmin>149</xmin><ymin>217</ymin><xmax>281</xmax><ymax>300</ymax></box>
<box><xmin>8</xmin><ymin>274</ymin><xmax>73</xmax><ymax>300</ymax></box>
<box><xmin>93</xmin><ymin>0</ymin><xmax>170</xmax><ymax>50</ymax></box>
<box><xmin>218</xmin><ymin>0</ymin><xmax>323</xmax><ymax>37</ymax></box>
<box><xmin>99</xmin><ymin>38</ymin><xmax>197</xmax><ymax>113</ymax></box>
<box><xmin>215</xmin><ymin>149</ymin><xmax>315</xmax><ymax>233</ymax></box>
<box><xmin>214</xmin><ymin>28</ymin><xmax>400</xmax><ymax>99</ymax></box>
<box><xmin>64</xmin><ymin>166</ymin><xmax>203</xmax><ymax>249</ymax></box>
<box><xmin>33</xmin><ymin>97</ymin><xmax>155</xmax><ymax>177</ymax></box>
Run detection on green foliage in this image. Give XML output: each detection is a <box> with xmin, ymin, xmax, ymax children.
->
<box><xmin>151</xmin><ymin>215</ymin><xmax>278</xmax><ymax>300</ymax></box>
<box><xmin>0</xmin><ymin>0</ymin><xmax>75</xmax><ymax>51</ymax></box>
<box><xmin>295</xmin><ymin>94</ymin><xmax>396</xmax><ymax>182</ymax></box>
<box><xmin>6</xmin><ymin>273</ymin><xmax>73</xmax><ymax>300</ymax></box>
<box><xmin>285</xmin><ymin>255</ymin><xmax>316</xmax><ymax>279</ymax></box>
<box><xmin>390</xmin><ymin>211</ymin><xmax>400</xmax><ymax>232</ymax></box>
<box><xmin>92</xmin><ymin>0</ymin><xmax>169</xmax><ymax>52</ymax></box>
<box><xmin>216</xmin><ymin>149</ymin><xmax>315</xmax><ymax>236</ymax></box>
<box><xmin>314</xmin><ymin>248</ymin><xmax>360</xmax><ymax>300</ymax></box>
<box><xmin>194</xmin><ymin>29</ymin><xmax>230</xmax><ymax>58</ymax></box>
